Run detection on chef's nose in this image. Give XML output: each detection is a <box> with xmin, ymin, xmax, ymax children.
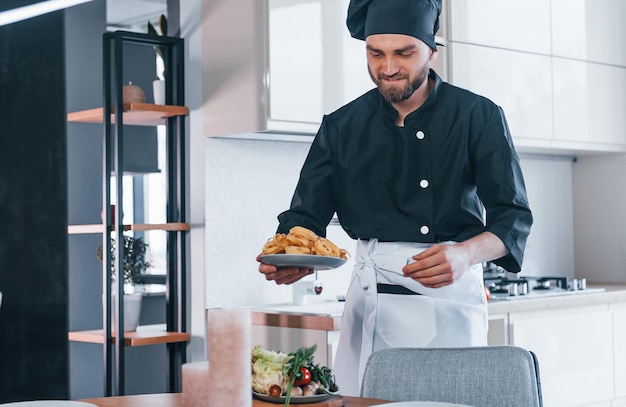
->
<box><xmin>382</xmin><ymin>57</ymin><xmax>399</xmax><ymax>76</ymax></box>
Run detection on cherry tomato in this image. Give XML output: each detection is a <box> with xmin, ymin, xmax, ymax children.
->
<box><xmin>293</xmin><ymin>367</ymin><xmax>312</xmax><ymax>386</ymax></box>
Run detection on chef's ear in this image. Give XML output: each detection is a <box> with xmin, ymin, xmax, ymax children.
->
<box><xmin>429</xmin><ymin>49</ymin><xmax>438</xmax><ymax>62</ymax></box>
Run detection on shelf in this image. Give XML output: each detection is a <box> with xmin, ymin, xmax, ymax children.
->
<box><xmin>68</xmin><ymin>222</ymin><xmax>190</xmax><ymax>234</ymax></box>
<box><xmin>68</xmin><ymin>103</ymin><xmax>189</xmax><ymax>126</ymax></box>
<box><xmin>69</xmin><ymin>325</ymin><xmax>190</xmax><ymax>347</ymax></box>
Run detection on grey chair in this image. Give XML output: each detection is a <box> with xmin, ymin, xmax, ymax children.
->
<box><xmin>360</xmin><ymin>346</ymin><xmax>542</xmax><ymax>407</ymax></box>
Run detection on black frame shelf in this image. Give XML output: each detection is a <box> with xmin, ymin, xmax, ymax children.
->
<box><xmin>99</xmin><ymin>30</ymin><xmax>187</xmax><ymax>397</ymax></box>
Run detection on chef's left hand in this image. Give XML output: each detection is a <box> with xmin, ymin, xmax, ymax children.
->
<box><xmin>402</xmin><ymin>243</ymin><xmax>470</xmax><ymax>288</ymax></box>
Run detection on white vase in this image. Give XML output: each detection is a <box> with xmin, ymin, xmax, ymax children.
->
<box><xmin>107</xmin><ymin>292</ymin><xmax>143</xmax><ymax>332</ymax></box>
<box><xmin>153</xmin><ymin>79</ymin><xmax>165</xmax><ymax>105</ymax></box>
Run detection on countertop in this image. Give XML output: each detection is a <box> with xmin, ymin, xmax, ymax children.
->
<box><xmin>249</xmin><ymin>284</ymin><xmax>626</xmax><ymax>330</ymax></box>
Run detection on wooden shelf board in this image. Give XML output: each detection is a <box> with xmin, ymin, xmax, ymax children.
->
<box><xmin>69</xmin><ymin>329</ymin><xmax>190</xmax><ymax>346</ymax></box>
<box><xmin>68</xmin><ymin>103</ymin><xmax>189</xmax><ymax>126</ymax></box>
<box><xmin>68</xmin><ymin>222</ymin><xmax>190</xmax><ymax>234</ymax></box>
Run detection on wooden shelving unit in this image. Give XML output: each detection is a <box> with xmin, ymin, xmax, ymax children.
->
<box><xmin>69</xmin><ymin>326</ymin><xmax>190</xmax><ymax>347</ymax></box>
<box><xmin>67</xmin><ymin>31</ymin><xmax>188</xmax><ymax>397</ymax></box>
<box><xmin>68</xmin><ymin>222</ymin><xmax>190</xmax><ymax>234</ymax></box>
<box><xmin>67</xmin><ymin>103</ymin><xmax>189</xmax><ymax>126</ymax></box>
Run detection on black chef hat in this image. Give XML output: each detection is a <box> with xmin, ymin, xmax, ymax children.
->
<box><xmin>346</xmin><ymin>0</ymin><xmax>442</xmax><ymax>50</ymax></box>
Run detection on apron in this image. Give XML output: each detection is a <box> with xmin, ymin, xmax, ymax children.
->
<box><xmin>333</xmin><ymin>239</ymin><xmax>488</xmax><ymax>396</ymax></box>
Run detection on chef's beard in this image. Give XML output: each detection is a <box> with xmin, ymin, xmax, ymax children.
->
<box><xmin>369</xmin><ymin>67</ymin><xmax>429</xmax><ymax>104</ymax></box>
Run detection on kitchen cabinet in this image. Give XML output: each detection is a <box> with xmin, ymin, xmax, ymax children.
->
<box><xmin>551</xmin><ymin>0</ymin><xmax>626</xmax><ymax>67</ymax></box>
<box><xmin>445</xmin><ymin>0</ymin><xmax>626</xmax><ymax>154</ymax></box>
<box><xmin>201</xmin><ymin>0</ymin><xmax>447</xmax><ymax>139</ymax></box>
<box><xmin>509</xmin><ymin>305</ymin><xmax>614</xmax><ymax>407</ymax></box>
<box><xmin>448</xmin><ymin>0</ymin><xmax>551</xmax><ymax>55</ymax></box>
<box><xmin>487</xmin><ymin>288</ymin><xmax>626</xmax><ymax>407</ymax></box>
<box><xmin>613</xmin><ymin>303</ymin><xmax>626</xmax><ymax>400</ymax></box>
<box><xmin>67</xmin><ymin>31</ymin><xmax>189</xmax><ymax>396</ymax></box>
<box><xmin>552</xmin><ymin>58</ymin><xmax>626</xmax><ymax>150</ymax></box>
<box><xmin>487</xmin><ymin>313</ymin><xmax>508</xmax><ymax>345</ymax></box>
<box><xmin>202</xmin><ymin>0</ymin><xmax>370</xmax><ymax>138</ymax></box>
<box><xmin>449</xmin><ymin>43</ymin><xmax>553</xmax><ymax>148</ymax></box>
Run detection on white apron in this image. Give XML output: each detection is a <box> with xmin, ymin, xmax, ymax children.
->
<box><xmin>333</xmin><ymin>239</ymin><xmax>488</xmax><ymax>396</ymax></box>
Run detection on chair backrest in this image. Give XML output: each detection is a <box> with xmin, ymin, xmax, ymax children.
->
<box><xmin>360</xmin><ymin>346</ymin><xmax>542</xmax><ymax>407</ymax></box>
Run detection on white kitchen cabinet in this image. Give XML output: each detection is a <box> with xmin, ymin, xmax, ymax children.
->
<box><xmin>202</xmin><ymin>0</ymin><xmax>373</xmax><ymax>137</ymax></box>
<box><xmin>509</xmin><ymin>305</ymin><xmax>614</xmax><ymax>407</ymax></box>
<box><xmin>449</xmin><ymin>43</ymin><xmax>553</xmax><ymax>148</ymax></box>
<box><xmin>201</xmin><ymin>0</ymin><xmax>450</xmax><ymax>139</ymax></box>
<box><xmin>445</xmin><ymin>0</ymin><xmax>626</xmax><ymax>154</ymax></box>
<box><xmin>613</xmin><ymin>303</ymin><xmax>626</xmax><ymax>399</ymax></box>
<box><xmin>487</xmin><ymin>313</ymin><xmax>508</xmax><ymax>345</ymax></box>
<box><xmin>552</xmin><ymin>58</ymin><xmax>626</xmax><ymax>150</ymax></box>
<box><xmin>551</xmin><ymin>0</ymin><xmax>626</xmax><ymax>67</ymax></box>
<box><xmin>448</xmin><ymin>0</ymin><xmax>551</xmax><ymax>55</ymax></box>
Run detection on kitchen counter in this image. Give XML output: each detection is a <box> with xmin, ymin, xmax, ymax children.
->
<box><xmin>488</xmin><ymin>283</ymin><xmax>626</xmax><ymax>314</ymax></box>
<box><xmin>249</xmin><ymin>284</ymin><xmax>626</xmax><ymax>329</ymax></box>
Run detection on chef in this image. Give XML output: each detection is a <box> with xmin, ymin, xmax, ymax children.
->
<box><xmin>258</xmin><ymin>0</ymin><xmax>533</xmax><ymax>396</ymax></box>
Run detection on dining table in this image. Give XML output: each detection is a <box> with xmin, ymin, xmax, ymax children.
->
<box><xmin>78</xmin><ymin>393</ymin><xmax>474</xmax><ymax>407</ymax></box>
<box><xmin>79</xmin><ymin>393</ymin><xmax>390</xmax><ymax>406</ymax></box>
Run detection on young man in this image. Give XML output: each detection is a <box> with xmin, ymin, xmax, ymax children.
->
<box><xmin>258</xmin><ymin>0</ymin><xmax>533</xmax><ymax>395</ymax></box>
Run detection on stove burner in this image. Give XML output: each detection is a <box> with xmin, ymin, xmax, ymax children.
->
<box><xmin>485</xmin><ymin>275</ymin><xmax>587</xmax><ymax>299</ymax></box>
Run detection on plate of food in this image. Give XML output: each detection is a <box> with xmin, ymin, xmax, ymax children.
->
<box><xmin>260</xmin><ymin>254</ymin><xmax>346</xmax><ymax>270</ymax></box>
<box><xmin>260</xmin><ymin>226</ymin><xmax>349</xmax><ymax>270</ymax></box>
<box><xmin>251</xmin><ymin>344</ymin><xmax>340</xmax><ymax>406</ymax></box>
<box><xmin>252</xmin><ymin>391</ymin><xmax>337</xmax><ymax>404</ymax></box>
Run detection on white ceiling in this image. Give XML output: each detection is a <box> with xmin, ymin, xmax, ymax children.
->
<box><xmin>106</xmin><ymin>0</ymin><xmax>167</xmax><ymax>32</ymax></box>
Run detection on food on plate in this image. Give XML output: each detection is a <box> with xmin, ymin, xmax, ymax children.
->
<box><xmin>284</xmin><ymin>246</ymin><xmax>311</xmax><ymax>255</ymax></box>
<box><xmin>261</xmin><ymin>226</ymin><xmax>349</xmax><ymax>259</ymax></box>
<box><xmin>251</xmin><ymin>344</ymin><xmax>339</xmax><ymax>406</ymax></box>
<box><xmin>251</xmin><ymin>345</ymin><xmax>291</xmax><ymax>395</ymax></box>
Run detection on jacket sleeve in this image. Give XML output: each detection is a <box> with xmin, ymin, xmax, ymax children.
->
<box><xmin>470</xmin><ymin>104</ymin><xmax>533</xmax><ymax>272</ymax></box>
<box><xmin>276</xmin><ymin>117</ymin><xmax>336</xmax><ymax>237</ymax></box>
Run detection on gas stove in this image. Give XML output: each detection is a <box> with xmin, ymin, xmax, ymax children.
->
<box><xmin>484</xmin><ymin>275</ymin><xmax>605</xmax><ymax>301</ymax></box>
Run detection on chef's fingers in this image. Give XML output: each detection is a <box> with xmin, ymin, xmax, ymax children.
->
<box><xmin>276</xmin><ymin>268</ymin><xmax>315</xmax><ymax>285</ymax></box>
<box><xmin>266</xmin><ymin>267</ymin><xmax>314</xmax><ymax>285</ymax></box>
<box><xmin>409</xmin><ymin>269</ymin><xmax>455</xmax><ymax>288</ymax></box>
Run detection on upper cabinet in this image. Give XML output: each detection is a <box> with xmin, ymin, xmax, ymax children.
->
<box><xmin>449</xmin><ymin>0</ymin><xmax>552</xmax><ymax>55</ymax></box>
<box><xmin>201</xmin><ymin>0</ymin><xmax>447</xmax><ymax>138</ymax></box>
<box><xmin>447</xmin><ymin>0</ymin><xmax>626</xmax><ymax>154</ymax></box>
<box><xmin>201</xmin><ymin>0</ymin><xmax>372</xmax><ymax>137</ymax></box>
<box><xmin>201</xmin><ymin>0</ymin><xmax>624</xmax><ymax>153</ymax></box>
<box><xmin>551</xmin><ymin>0</ymin><xmax>626</xmax><ymax>67</ymax></box>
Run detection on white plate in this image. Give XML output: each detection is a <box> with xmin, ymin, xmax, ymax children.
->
<box><xmin>260</xmin><ymin>254</ymin><xmax>346</xmax><ymax>270</ymax></box>
<box><xmin>252</xmin><ymin>391</ymin><xmax>337</xmax><ymax>404</ymax></box>
<box><xmin>0</xmin><ymin>402</ymin><xmax>97</xmax><ymax>407</ymax></box>
<box><xmin>374</xmin><ymin>402</ymin><xmax>474</xmax><ymax>407</ymax></box>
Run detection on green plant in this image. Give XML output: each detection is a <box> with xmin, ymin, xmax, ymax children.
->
<box><xmin>97</xmin><ymin>235</ymin><xmax>149</xmax><ymax>286</ymax></box>
<box><xmin>147</xmin><ymin>14</ymin><xmax>168</xmax><ymax>78</ymax></box>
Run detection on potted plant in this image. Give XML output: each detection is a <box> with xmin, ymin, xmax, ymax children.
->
<box><xmin>97</xmin><ymin>235</ymin><xmax>150</xmax><ymax>331</ymax></box>
<box><xmin>147</xmin><ymin>14</ymin><xmax>168</xmax><ymax>104</ymax></box>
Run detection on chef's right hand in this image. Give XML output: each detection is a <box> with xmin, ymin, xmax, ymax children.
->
<box><xmin>257</xmin><ymin>253</ymin><xmax>314</xmax><ymax>285</ymax></box>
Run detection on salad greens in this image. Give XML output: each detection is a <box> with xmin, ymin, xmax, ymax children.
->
<box><xmin>251</xmin><ymin>345</ymin><xmax>290</xmax><ymax>395</ymax></box>
<box><xmin>251</xmin><ymin>344</ymin><xmax>339</xmax><ymax>407</ymax></box>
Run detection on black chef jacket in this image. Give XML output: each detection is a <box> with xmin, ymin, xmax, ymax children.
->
<box><xmin>277</xmin><ymin>69</ymin><xmax>533</xmax><ymax>272</ymax></box>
